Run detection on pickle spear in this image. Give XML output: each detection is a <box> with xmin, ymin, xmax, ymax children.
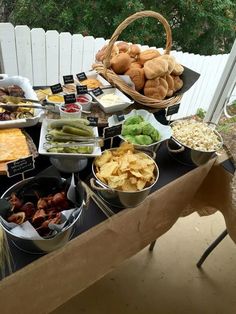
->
<box><xmin>62</xmin><ymin>125</ymin><xmax>92</xmax><ymax>137</ymax></box>
<box><xmin>49</xmin><ymin>119</ymin><xmax>90</xmax><ymax>129</ymax></box>
<box><xmin>47</xmin><ymin>146</ymin><xmax>93</xmax><ymax>154</ymax></box>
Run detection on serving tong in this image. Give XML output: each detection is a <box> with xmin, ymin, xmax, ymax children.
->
<box><xmin>46</xmin><ymin>133</ymin><xmax>104</xmax><ymax>143</ymax></box>
<box><xmin>0</xmin><ymin>95</ymin><xmax>94</xmax><ymax>114</ymax></box>
<box><xmin>0</xmin><ymin>95</ymin><xmax>58</xmax><ymax>113</ymax></box>
<box><xmin>44</xmin><ymin>136</ymin><xmax>104</xmax><ymax>150</ymax></box>
<box><xmin>81</xmin><ymin>182</ymin><xmax>115</xmax><ymax>218</ymax></box>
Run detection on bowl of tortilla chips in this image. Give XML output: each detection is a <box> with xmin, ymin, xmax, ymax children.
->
<box><xmin>91</xmin><ymin>142</ymin><xmax>159</xmax><ymax>208</ymax></box>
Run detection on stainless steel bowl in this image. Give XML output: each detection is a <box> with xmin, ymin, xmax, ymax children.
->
<box><xmin>91</xmin><ymin>149</ymin><xmax>159</xmax><ymax>208</ymax></box>
<box><xmin>0</xmin><ymin>178</ymin><xmax>83</xmax><ymax>254</ymax></box>
<box><xmin>167</xmin><ymin>121</ymin><xmax>223</xmax><ymax>166</ymax></box>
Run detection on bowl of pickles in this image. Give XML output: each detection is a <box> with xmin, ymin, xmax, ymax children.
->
<box><xmin>38</xmin><ymin>118</ymin><xmax>102</xmax><ymax>171</ymax></box>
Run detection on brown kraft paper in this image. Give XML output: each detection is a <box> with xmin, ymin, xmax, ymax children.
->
<box><xmin>2</xmin><ymin>157</ymin><xmax>235</xmax><ymax>314</ymax></box>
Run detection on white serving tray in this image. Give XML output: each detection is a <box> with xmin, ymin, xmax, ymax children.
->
<box><xmin>38</xmin><ymin>118</ymin><xmax>102</xmax><ymax>158</ymax></box>
<box><xmin>108</xmin><ymin>109</ymin><xmax>173</xmax><ymax>149</ymax></box>
<box><xmin>76</xmin><ymin>70</ymin><xmax>111</xmax><ymax>90</ymax></box>
<box><xmin>91</xmin><ymin>87</ymin><xmax>134</xmax><ymax>113</ymax></box>
<box><xmin>0</xmin><ymin>74</ymin><xmax>43</xmax><ymax>128</ymax></box>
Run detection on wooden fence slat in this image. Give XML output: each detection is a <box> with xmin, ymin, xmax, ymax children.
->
<box><xmin>31</xmin><ymin>28</ymin><xmax>46</xmax><ymax>86</ymax></box>
<box><xmin>173</xmin><ymin>53</ymin><xmax>204</xmax><ymax>119</ymax></box>
<box><xmin>71</xmin><ymin>34</ymin><xmax>84</xmax><ymax>75</ymax></box>
<box><xmin>0</xmin><ymin>23</ymin><xmax>18</xmax><ymax>76</ymax></box>
<box><xmin>172</xmin><ymin>52</ymin><xmax>197</xmax><ymax>119</ymax></box>
<box><xmin>191</xmin><ymin>56</ymin><xmax>213</xmax><ymax>112</ymax></box>
<box><xmin>196</xmin><ymin>55</ymin><xmax>220</xmax><ymax>112</ymax></box>
<box><xmin>94</xmin><ymin>37</ymin><xmax>106</xmax><ymax>60</ymax></box>
<box><xmin>0</xmin><ymin>23</ymin><xmax>18</xmax><ymax>75</ymax></box>
<box><xmin>182</xmin><ymin>53</ymin><xmax>201</xmax><ymax>118</ymax></box>
<box><xmin>59</xmin><ymin>32</ymin><xmax>72</xmax><ymax>83</ymax></box>
<box><xmin>0</xmin><ymin>22</ymin><xmax>232</xmax><ymax>120</ymax></box>
<box><xmin>202</xmin><ymin>54</ymin><xmax>229</xmax><ymax>111</ymax></box>
<box><xmin>15</xmin><ymin>25</ymin><xmax>33</xmax><ymax>83</ymax></box>
<box><xmin>82</xmin><ymin>36</ymin><xmax>95</xmax><ymax>72</ymax></box>
<box><xmin>140</xmin><ymin>45</ymin><xmax>150</xmax><ymax>51</ymax></box>
<box><xmin>46</xmin><ymin>30</ymin><xmax>59</xmax><ymax>85</ymax></box>
<box><xmin>176</xmin><ymin>54</ymin><xmax>206</xmax><ymax>119</ymax></box>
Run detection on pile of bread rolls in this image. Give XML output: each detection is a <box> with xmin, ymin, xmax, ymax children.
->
<box><xmin>95</xmin><ymin>41</ymin><xmax>184</xmax><ymax>100</ymax></box>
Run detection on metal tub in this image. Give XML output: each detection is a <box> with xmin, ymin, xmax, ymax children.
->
<box><xmin>91</xmin><ymin>149</ymin><xmax>159</xmax><ymax>208</ymax></box>
<box><xmin>167</xmin><ymin>122</ymin><xmax>223</xmax><ymax>166</ymax></box>
<box><xmin>0</xmin><ymin>178</ymin><xmax>83</xmax><ymax>254</ymax></box>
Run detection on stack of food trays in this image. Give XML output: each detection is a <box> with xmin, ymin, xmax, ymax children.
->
<box><xmin>36</xmin><ymin>70</ymin><xmax>134</xmax><ymax>114</ymax></box>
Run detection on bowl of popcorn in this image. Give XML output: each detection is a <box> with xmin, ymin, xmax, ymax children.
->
<box><xmin>167</xmin><ymin>119</ymin><xmax>223</xmax><ymax>166</ymax></box>
<box><xmin>91</xmin><ymin>142</ymin><xmax>159</xmax><ymax>207</ymax></box>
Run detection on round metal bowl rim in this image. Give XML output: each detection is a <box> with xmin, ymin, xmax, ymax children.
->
<box><xmin>93</xmin><ymin>149</ymin><xmax>159</xmax><ymax>194</ymax></box>
<box><xmin>0</xmin><ymin>177</ymin><xmax>83</xmax><ymax>241</ymax></box>
<box><xmin>0</xmin><ymin>210</ymin><xmax>82</xmax><ymax>241</ymax></box>
<box><xmin>170</xmin><ymin>120</ymin><xmax>223</xmax><ymax>153</ymax></box>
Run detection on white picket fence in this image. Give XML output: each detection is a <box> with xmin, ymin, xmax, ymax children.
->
<box><xmin>0</xmin><ymin>22</ymin><xmax>230</xmax><ymax>120</ymax></box>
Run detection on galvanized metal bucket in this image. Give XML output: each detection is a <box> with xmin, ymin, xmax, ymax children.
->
<box><xmin>0</xmin><ymin>178</ymin><xmax>84</xmax><ymax>254</ymax></box>
<box><xmin>167</xmin><ymin>122</ymin><xmax>223</xmax><ymax>166</ymax></box>
<box><xmin>91</xmin><ymin>149</ymin><xmax>159</xmax><ymax>208</ymax></box>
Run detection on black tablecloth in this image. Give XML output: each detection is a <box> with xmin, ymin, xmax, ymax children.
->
<box><xmin>0</xmin><ymin>120</ymin><xmax>197</xmax><ymax>279</ymax></box>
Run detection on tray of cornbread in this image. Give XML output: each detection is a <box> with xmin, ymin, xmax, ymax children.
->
<box><xmin>0</xmin><ymin>128</ymin><xmax>38</xmax><ymax>174</ymax></box>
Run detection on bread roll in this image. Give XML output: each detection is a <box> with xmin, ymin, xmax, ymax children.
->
<box><xmin>138</xmin><ymin>49</ymin><xmax>161</xmax><ymax>65</ymax></box>
<box><xmin>144</xmin><ymin>77</ymin><xmax>168</xmax><ymax>100</ymax></box>
<box><xmin>110</xmin><ymin>53</ymin><xmax>132</xmax><ymax>74</ymax></box>
<box><xmin>144</xmin><ymin>57</ymin><xmax>168</xmax><ymax>79</ymax></box>
<box><xmin>95</xmin><ymin>45</ymin><xmax>108</xmax><ymax>62</ymax></box>
<box><xmin>172</xmin><ymin>75</ymin><xmax>183</xmax><ymax>92</ymax></box>
<box><xmin>129</xmin><ymin>61</ymin><xmax>142</xmax><ymax>69</ymax></box>
<box><xmin>159</xmin><ymin>55</ymin><xmax>176</xmax><ymax>73</ymax></box>
<box><xmin>95</xmin><ymin>44</ymin><xmax>119</xmax><ymax>62</ymax></box>
<box><xmin>172</xmin><ymin>63</ymin><xmax>184</xmax><ymax>76</ymax></box>
<box><xmin>125</xmin><ymin>68</ymin><xmax>145</xmax><ymax>91</ymax></box>
<box><xmin>129</xmin><ymin>44</ymin><xmax>140</xmax><ymax>58</ymax></box>
<box><xmin>130</xmin><ymin>57</ymin><xmax>137</xmax><ymax>63</ymax></box>
<box><xmin>165</xmin><ymin>74</ymin><xmax>175</xmax><ymax>97</ymax></box>
<box><xmin>117</xmin><ymin>41</ymin><xmax>130</xmax><ymax>53</ymax></box>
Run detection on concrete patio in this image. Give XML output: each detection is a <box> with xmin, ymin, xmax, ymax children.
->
<box><xmin>52</xmin><ymin>211</ymin><xmax>236</xmax><ymax>314</ymax></box>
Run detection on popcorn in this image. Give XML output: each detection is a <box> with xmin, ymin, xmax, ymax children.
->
<box><xmin>172</xmin><ymin>119</ymin><xmax>222</xmax><ymax>151</ymax></box>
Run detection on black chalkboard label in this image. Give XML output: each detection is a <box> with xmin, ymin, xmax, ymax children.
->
<box><xmin>103</xmin><ymin>124</ymin><xmax>122</xmax><ymax>139</ymax></box>
<box><xmin>50</xmin><ymin>83</ymin><xmax>63</xmax><ymax>94</ymax></box>
<box><xmin>6</xmin><ymin>155</ymin><xmax>35</xmax><ymax>178</ymax></box>
<box><xmin>64</xmin><ymin>93</ymin><xmax>76</xmax><ymax>104</ymax></box>
<box><xmin>87</xmin><ymin>116</ymin><xmax>98</xmax><ymax>126</ymax></box>
<box><xmin>76</xmin><ymin>72</ymin><xmax>87</xmax><ymax>81</ymax></box>
<box><xmin>92</xmin><ymin>87</ymin><xmax>103</xmax><ymax>97</ymax></box>
<box><xmin>63</xmin><ymin>75</ymin><xmax>74</xmax><ymax>84</ymax></box>
<box><xmin>166</xmin><ymin>103</ymin><xmax>180</xmax><ymax>116</ymax></box>
<box><xmin>76</xmin><ymin>85</ymin><xmax>88</xmax><ymax>94</ymax></box>
<box><xmin>116</xmin><ymin>111</ymin><xmax>125</xmax><ymax>122</ymax></box>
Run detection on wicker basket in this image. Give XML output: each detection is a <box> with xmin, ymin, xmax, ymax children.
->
<box><xmin>93</xmin><ymin>10</ymin><xmax>183</xmax><ymax>109</ymax></box>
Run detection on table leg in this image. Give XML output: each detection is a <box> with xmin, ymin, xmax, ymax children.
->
<box><xmin>196</xmin><ymin>229</ymin><xmax>228</xmax><ymax>268</ymax></box>
<box><xmin>149</xmin><ymin>240</ymin><xmax>157</xmax><ymax>251</ymax></box>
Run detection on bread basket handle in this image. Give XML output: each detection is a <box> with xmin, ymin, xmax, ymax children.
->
<box><xmin>103</xmin><ymin>10</ymin><xmax>172</xmax><ymax>69</ymax></box>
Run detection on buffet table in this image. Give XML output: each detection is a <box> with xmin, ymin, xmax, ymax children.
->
<box><xmin>0</xmin><ymin>123</ymin><xmax>235</xmax><ymax>314</ymax></box>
